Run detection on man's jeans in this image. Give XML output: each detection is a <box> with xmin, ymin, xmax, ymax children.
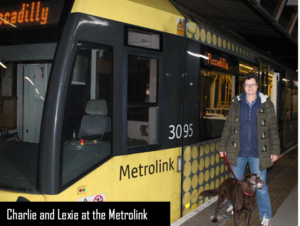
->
<box><xmin>231</xmin><ymin>157</ymin><xmax>272</xmax><ymax>220</ymax></box>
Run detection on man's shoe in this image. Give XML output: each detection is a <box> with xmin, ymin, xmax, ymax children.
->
<box><xmin>221</xmin><ymin>204</ymin><xmax>234</xmax><ymax>218</ymax></box>
<box><xmin>261</xmin><ymin>214</ymin><xmax>271</xmax><ymax>226</ymax></box>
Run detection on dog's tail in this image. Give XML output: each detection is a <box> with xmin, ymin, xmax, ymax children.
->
<box><xmin>199</xmin><ymin>188</ymin><xmax>219</xmax><ymax>197</ymax></box>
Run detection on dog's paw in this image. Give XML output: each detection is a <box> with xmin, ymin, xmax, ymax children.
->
<box><xmin>210</xmin><ymin>215</ymin><xmax>222</xmax><ymax>223</ymax></box>
<box><xmin>211</xmin><ymin>218</ymin><xmax>218</xmax><ymax>223</ymax></box>
<box><xmin>210</xmin><ymin>215</ymin><xmax>218</xmax><ymax>222</ymax></box>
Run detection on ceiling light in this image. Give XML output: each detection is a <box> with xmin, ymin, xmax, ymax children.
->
<box><xmin>0</xmin><ymin>62</ymin><xmax>7</xmax><ymax>69</ymax></box>
<box><xmin>187</xmin><ymin>51</ymin><xmax>209</xmax><ymax>60</ymax></box>
<box><xmin>24</xmin><ymin>77</ymin><xmax>34</xmax><ymax>86</ymax></box>
<box><xmin>239</xmin><ymin>64</ymin><xmax>253</xmax><ymax>70</ymax></box>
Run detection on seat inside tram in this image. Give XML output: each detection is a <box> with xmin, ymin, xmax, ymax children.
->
<box><xmin>77</xmin><ymin>99</ymin><xmax>111</xmax><ymax>140</ymax></box>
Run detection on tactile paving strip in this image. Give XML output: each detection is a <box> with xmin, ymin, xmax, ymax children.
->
<box><xmin>223</xmin><ymin>159</ymin><xmax>298</xmax><ymax>226</ymax></box>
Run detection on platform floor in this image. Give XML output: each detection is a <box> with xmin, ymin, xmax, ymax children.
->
<box><xmin>172</xmin><ymin>146</ymin><xmax>298</xmax><ymax>226</ymax></box>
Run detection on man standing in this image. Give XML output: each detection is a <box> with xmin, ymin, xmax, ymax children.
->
<box><xmin>219</xmin><ymin>73</ymin><xmax>280</xmax><ymax>226</ymax></box>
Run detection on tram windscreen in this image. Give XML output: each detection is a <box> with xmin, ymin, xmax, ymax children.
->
<box><xmin>0</xmin><ymin>43</ymin><xmax>114</xmax><ymax>191</ymax></box>
<box><xmin>61</xmin><ymin>43</ymin><xmax>113</xmax><ymax>186</ymax></box>
<box><xmin>0</xmin><ymin>62</ymin><xmax>51</xmax><ymax>192</ymax></box>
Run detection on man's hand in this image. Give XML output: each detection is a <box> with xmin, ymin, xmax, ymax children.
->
<box><xmin>219</xmin><ymin>152</ymin><xmax>226</xmax><ymax>158</ymax></box>
<box><xmin>271</xmin><ymin>155</ymin><xmax>278</xmax><ymax>163</ymax></box>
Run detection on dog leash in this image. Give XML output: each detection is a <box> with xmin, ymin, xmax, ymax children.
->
<box><xmin>223</xmin><ymin>155</ymin><xmax>240</xmax><ymax>182</ymax></box>
<box><xmin>223</xmin><ymin>155</ymin><xmax>254</xmax><ymax>196</ymax></box>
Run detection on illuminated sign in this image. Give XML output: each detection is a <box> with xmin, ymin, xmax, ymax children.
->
<box><xmin>0</xmin><ymin>1</ymin><xmax>64</xmax><ymax>29</ymax></box>
<box><xmin>205</xmin><ymin>53</ymin><xmax>229</xmax><ymax>70</ymax></box>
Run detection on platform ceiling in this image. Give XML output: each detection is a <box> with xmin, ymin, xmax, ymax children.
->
<box><xmin>174</xmin><ymin>0</ymin><xmax>298</xmax><ymax>70</ymax></box>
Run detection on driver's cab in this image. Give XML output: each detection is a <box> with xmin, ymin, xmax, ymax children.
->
<box><xmin>0</xmin><ymin>42</ymin><xmax>113</xmax><ymax>193</ymax></box>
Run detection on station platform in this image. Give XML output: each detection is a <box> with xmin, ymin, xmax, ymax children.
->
<box><xmin>172</xmin><ymin>146</ymin><xmax>298</xmax><ymax>226</ymax></box>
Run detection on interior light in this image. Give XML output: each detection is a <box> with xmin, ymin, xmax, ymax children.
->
<box><xmin>187</xmin><ymin>51</ymin><xmax>209</xmax><ymax>60</ymax></box>
<box><xmin>239</xmin><ymin>64</ymin><xmax>253</xmax><ymax>70</ymax></box>
<box><xmin>0</xmin><ymin>62</ymin><xmax>7</xmax><ymax>69</ymax></box>
<box><xmin>240</xmin><ymin>69</ymin><xmax>250</xmax><ymax>74</ymax></box>
<box><xmin>24</xmin><ymin>77</ymin><xmax>34</xmax><ymax>86</ymax></box>
<box><xmin>293</xmin><ymin>81</ymin><xmax>298</xmax><ymax>87</ymax></box>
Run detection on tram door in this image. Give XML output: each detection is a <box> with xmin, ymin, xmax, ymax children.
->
<box><xmin>18</xmin><ymin>64</ymin><xmax>51</xmax><ymax>143</ymax></box>
<box><xmin>260</xmin><ymin>62</ymin><xmax>279</xmax><ymax>116</ymax></box>
<box><xmin>267</xmin><ymin>72</ymin><xmax>278</xmax><ymax>115</ymax></box>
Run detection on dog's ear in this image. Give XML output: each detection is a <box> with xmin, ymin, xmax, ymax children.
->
<box><xmin>241</xmin><ymin>178</ymin><xmax>249</xmax><ymax>191</ymax></box>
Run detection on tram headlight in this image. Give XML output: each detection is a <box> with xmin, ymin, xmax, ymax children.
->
<box><xmin>177</xmin><ymin>156</ymin><xmax>182</xmax><ymax>172</ymax></box>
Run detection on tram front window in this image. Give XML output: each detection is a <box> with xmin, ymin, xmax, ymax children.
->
<box><xmin>62</xmin><ymin>43</ymin><xmax>113</xmax><ymax>186</ymax></box>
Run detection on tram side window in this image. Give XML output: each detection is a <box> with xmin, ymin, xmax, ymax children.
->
<box><xmin>281</xmin><ymin>80</ymin><xmax>287</xmax><ymax>121</ymax></box>
<box><xmin>199</xmin><ymin>70</ymin><xmax>234</xmax><ymax>140</ymax></box>
<box><xmin>286</xmin><ymin>85</ymin><xmax>292</xmax><ymax>120</ymax></box>
<box><xmin>291</xmin><ymin>81</ymin><xmax>298</xmax><ymax>120</ymax></box>
<box><xmin>0</xmin><ymin>63</ymin><xmax>17</xmax><ymax>132</ymax></box>
<box><xmin>61</xmin><ymin>43</ymin><xmax>112</xmax><ymax>186</ymax></box>
<box><xmin>127</xmin><ymin>55</ymin><xmax>158</xmax><ymax>147</ymax></box>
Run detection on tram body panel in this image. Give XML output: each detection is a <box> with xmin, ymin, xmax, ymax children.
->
<box><xmin>0</xmin><ymin>0</ymin><xmax>186</xmax><ymax>202</ymax></box>
<box><xmin>0</xmin><ymin>148</ymin><xmax>182</xmax><ymax>222</ymax></box>
<box><xmin>0</xmin><ymin>191</ymin><xmax>45</xmax><ymax>202</ymax></box>
<box><xmin>71</xmin><ymin>0</ymin><xmax>184</xmax><ymax>36</ymax></box>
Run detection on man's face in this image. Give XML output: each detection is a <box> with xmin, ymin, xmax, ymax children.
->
<box><xmin>244</xmin><ymin>78</ymin><xmax>258</xmax><ymax>96</ymax></box>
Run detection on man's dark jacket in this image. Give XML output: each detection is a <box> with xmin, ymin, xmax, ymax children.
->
<box><xmin>219</xmin><ymin>92</ymin><xmax>280</xmax><ymax>170</ymax></box>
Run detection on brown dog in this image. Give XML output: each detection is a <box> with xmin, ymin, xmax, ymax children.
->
<box><xmin>200</xmin><ymin>173</ymin><xmax>264</xmax><ymax>226</ymax></box>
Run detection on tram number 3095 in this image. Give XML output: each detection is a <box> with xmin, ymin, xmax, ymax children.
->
<box><xmin>168</xmin><ymin>124</ymin><xmax>193</xmax><ymax>140</ymax></box>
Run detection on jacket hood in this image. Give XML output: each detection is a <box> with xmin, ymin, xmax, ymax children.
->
<box><xmin>233</xmin><ymin>92</ymin><xmax>269</xmax><ymax>104</ymax></box>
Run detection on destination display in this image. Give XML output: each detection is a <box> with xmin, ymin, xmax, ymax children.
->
<box><xmin>205</xmin><ymin>52</ymin><xmax>229</xmax><ymax>70</ymax></box>
<box><xmin>0</xmin><ymin>0</ymin><xmax>64</xmax><ymax>29</ymax></box>
<box><xmin>200</xmin><ymin>44</ymin><xmax>238</xmax><ymax>74</ymax></box>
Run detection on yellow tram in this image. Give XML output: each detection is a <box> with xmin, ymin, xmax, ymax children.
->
<box><xmin>0</xmin><ymin>0</ymin><xmax>297</xmax><ymax>224</ymax></box>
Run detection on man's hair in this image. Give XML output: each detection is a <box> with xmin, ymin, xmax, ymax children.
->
<box><xmin>243</xmin><ymin>73</ymin><xmax>259</xmax><ymax>85</ymax></box>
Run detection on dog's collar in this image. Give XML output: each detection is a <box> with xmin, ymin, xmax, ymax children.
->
<box><xmin>238</xmin><ymin>181</ymin><xmax>255</xmax><ymax>196</ymax></box>
<box><xmin>242</xmin><ymin>190</ymin><xmax>254</xmax><ymax>196</ymax></box>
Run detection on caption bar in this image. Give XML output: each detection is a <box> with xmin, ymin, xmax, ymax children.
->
<box><xmin>1</xmin><ymin>202</ymin><xmax>170</xmax><ymax>224</ymax></box>
<box><xmin>7</xmin><ymin>208</ymin><xmax>148</xmax><ymax>220</ymax></box>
